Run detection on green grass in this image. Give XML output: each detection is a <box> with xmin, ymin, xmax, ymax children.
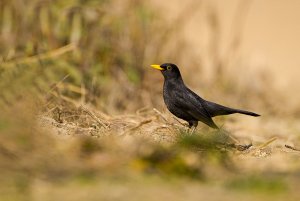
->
<box><xmin>227</xmin><ymin>176</ymin><xmax>288</xmax><ymax>194</ymax></box>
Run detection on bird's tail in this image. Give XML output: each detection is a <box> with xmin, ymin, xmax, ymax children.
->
<box><xmin>233</xmin><ymin>109</ymin><xmax>260</xmax><ymax>117</ymax></box>
<box><xmin>205</xmin><ymin>101</ymin><xmax>260</xmax><ymax>117</ymax></box>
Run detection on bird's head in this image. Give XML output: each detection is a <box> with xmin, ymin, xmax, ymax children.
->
<box><xmin>150</xmin><ymin>63</ymin><xmax>182</xmax><ymax>80</ymax></box>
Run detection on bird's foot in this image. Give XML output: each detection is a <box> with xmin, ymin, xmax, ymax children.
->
<box><xmin>188</xmin><ymin>126</ymin><xmax>196</xmax><ymax>135</ymax></box>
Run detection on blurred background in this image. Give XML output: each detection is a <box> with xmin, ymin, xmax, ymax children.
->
<box><xmin>0</xmin><ymin>0</ymin><xmax>300</xmax><ymax>200</ymax></box>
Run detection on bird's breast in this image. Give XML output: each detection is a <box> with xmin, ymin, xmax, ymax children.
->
<box><xmin>162</xmin><ymin>81</ymin><xmax>191</xmax><ymax>120</ymax></box>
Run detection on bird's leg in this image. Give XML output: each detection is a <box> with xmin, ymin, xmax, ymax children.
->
<box><xmin>190</xmin><ymin>126</ymin><xmax>196</xmax><ymax>134</ymax></box>
<box><xmin>188</xmin><ymin>121</ymin><xmax>198</xmax><ymax>135</ymax></box>
<box><xmin>187</xmin><ymin>121</ymin><xmax>193</xmax><ymax>134</ymax></box>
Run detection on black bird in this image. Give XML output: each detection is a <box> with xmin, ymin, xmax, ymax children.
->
<box><xmin>151</xmin><ymin>63</ymin><xmax>260</xmax><ymax>130</ymax></box>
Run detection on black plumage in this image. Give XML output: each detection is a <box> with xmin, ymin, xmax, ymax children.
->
<box><xmin>151</xmin><ymin>63</ymin><xmax>260</xmax><ymax>129</ymax></box>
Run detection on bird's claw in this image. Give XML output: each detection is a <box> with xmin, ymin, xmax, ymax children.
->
<box><xmin>187</xmin><ymin>126</ymin><xmax>196</xmax><ymax>135</ymax></box>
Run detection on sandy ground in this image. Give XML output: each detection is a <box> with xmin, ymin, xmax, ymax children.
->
<box><xmin>27</xmin><ymin>106</ymin><xmax>300</xmax><ymax>201</ymax></box>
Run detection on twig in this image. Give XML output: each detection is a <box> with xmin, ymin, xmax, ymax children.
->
<box><xmin>219</xmin><ymin>128</ymin><xmax>240</xmax><ymax>144</ymax></box>
<box><xmin>43</xmin><ymin>74</ymin><xmax>70</xmax><ymax>109</ymax></box>
<box><xmin>55</xmin><ymin>83</ymin><xmax>87</xmax><ymax>95</ymax></box>
<box><xmin>1</xmin><ymin>43</ymin><xmax>76</xmax><ymax>68</ymax></box>
<box><xmin>256</xmin><ymin>137</ymin><xmax>277</xmax><ymax>149</ymax></box>
<box><xmin>120</xmin><ymin>118</ymin><xmax>153</xmax><ymax>136</ymax></box>
<box><xmin>136</xmin><ymin>106</ymin><xmax>150</xmax><ymax>115</ymax></box>
<box><xmin>233</xmin><ymin>143</ymin><xmax>252</xmax><ymax>151</ymax></box>
<box><xmin>47</xmin><ymin>74</ymin><xmax>70</xmax><ymax>94</ymax></box>
<box><xmin>50</xmin><ymin>91</ymin><xmax>78</xmax><ymax>106</ymax></box>
<box><xmin>127</xmin><ymin>119</ymin><xmax>153</xmax><ymax>132</ymax></box>
<box><xmin>172</xmin><ymin>117</ymin><xmax>187</xmax><ymax>127</ymax></box>
<box><xmin>285</xmin><ymin>144</ymin><xmax>300</xmax><ymax>152</ymax></box>
<box><xmin>153</xmin><ymin>108</ymin><xmax>169</xmax><ymax>123</ymax></box>
<box><xmin>80</xmin><ymin>105</ymin><xmax>108</xmax><ymax>129</ymax></box>
<box><xmin>153</xmin><ymin>109</ymin><xmax>186</xmax><ymax>129</ymax></box>
<box><xmin>152</xmin><ymin>125</ymin><xmax>171</xmax><ymax>132</ymax></box>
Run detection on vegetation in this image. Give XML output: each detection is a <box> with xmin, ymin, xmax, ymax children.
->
<box><xmin>0</xmin><ymin>0</ymin><xmax>299</xmax><ymax>201</ymax></box>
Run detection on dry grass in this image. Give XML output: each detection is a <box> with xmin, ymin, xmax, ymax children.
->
<box><xmin>1</xmin><ymin>89</ymin><xmax>300</xmax><ymax>200</ymax></box>
<box><xmin>1</xmin><ymin>98</ymin><xmax>297</xmax><ymax>201</ymax></box>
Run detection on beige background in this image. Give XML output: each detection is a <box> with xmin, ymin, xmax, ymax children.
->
<box><xmin>151</xmin><ymin>0</ymin><xmax>300</xmax><ymax>97</ymax></box>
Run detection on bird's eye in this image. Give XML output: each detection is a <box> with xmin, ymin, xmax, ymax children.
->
<box><xmin>167</xmin><ymin>66</ymin><xmax>172</xmax><ymax>71</ymax></box>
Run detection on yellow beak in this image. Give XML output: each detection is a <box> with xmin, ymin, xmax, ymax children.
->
<box><xmin>151</xmin><ymin>64</ymin><xmax>164</xmax><ymax>71</ymax></box>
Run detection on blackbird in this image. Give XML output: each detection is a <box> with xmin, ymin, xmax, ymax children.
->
<box><xmin>151</xmin><ymin>63</ymin><xmax>260</xmax><ymax>130</ymax></box>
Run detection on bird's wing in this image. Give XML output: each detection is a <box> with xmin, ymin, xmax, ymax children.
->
<box><xmin>174</xmin><ymin>88</ymin><xmax>218</xmax><ymax>128</ymax></box>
